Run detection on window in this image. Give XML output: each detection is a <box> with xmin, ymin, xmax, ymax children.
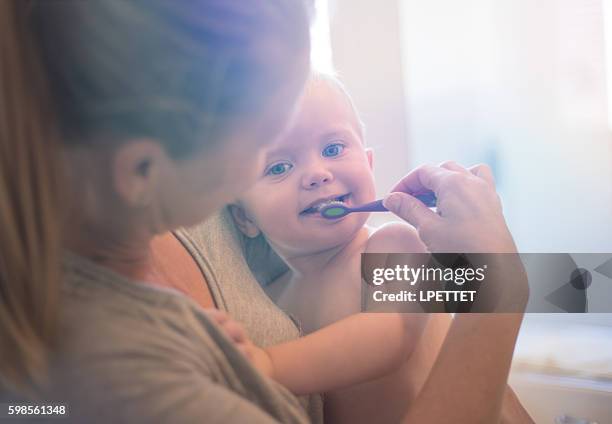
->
<box><xmin>310</xmin><ymin>0</ymin><xmax>334</xmax><ymax>74</ymax></box>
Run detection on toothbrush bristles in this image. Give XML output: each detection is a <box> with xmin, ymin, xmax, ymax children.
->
<box><xmin>317</xmin><ymin>200</ymin><xmax>345</xmax><ymax>212</ymax></box>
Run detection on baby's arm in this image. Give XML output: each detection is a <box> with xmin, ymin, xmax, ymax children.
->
<box><xmin>210</xmin><ymin>222</ymin><xmax>429</xmax><ymax>396</ymax></box>
<box><xmin>206</xmin><ymin>308</ymin><xmax>426</xmax><ymax>396</ymax></box>
<box><xmin>258</xmin><ymin>223</ymin><xmax>430</xmax><ymax>395</ymax></box>
<box><xmin>262</xmin><ymin>312</ymin><xmax>427</xmax><ymax>395</ymax></box>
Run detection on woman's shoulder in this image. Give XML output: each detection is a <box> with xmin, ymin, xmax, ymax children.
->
<box><xmin>365</xmin><ymin>221</ymin><xmax>427</xmax><ymax>253</ymax></box>
<box><xmin>60</xmin><ymin>252</ymin><xmax>222</xmax><ymax>356</ymax></box>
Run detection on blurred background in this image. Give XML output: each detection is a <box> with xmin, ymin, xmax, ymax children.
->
<box><xmin>312</xmin><ymin>0</ymin><xmax>612</xmax><ymax>421</ymax></box>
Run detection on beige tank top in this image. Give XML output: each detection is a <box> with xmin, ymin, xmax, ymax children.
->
<box><xmin>178</xmin><ymin>209</ymin><xmax>323</xmax><ymax>422</ymax></box>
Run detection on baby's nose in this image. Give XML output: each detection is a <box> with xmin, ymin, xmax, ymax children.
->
<box><xmin>302</xmin><ymin>169</ymin><xmax>334</xmax><ymax>189</ymax></box>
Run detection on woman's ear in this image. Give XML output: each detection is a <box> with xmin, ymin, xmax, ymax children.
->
<box><xmin>365</xmin><ymin>147</ymin><xmax>374</xmax><ymax>170</ymax></box>
<box><xmin>112</xmin><ymin>139</ymin><xmax>167</xmax><ymax>207</ymax></box>
<box><xmin>228</xmin><ymin>204</ymin><xmax>261</xmax><ymax>238</ymax></box>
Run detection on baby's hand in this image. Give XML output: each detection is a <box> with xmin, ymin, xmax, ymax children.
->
<box><xmin>204</xmin><ymin>309</ymin><xmax>274</xmax><ymax>378</ymax></box>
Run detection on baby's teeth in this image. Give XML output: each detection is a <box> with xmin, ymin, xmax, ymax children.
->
<box><xmin>305</xmin><ymin>197</ymin><xmax>346</xmax><ymax>214</ymax></box>
<box><xmin>316</xmin><ymin>199</ymin><xmax>337</xmax><ymax>210</ymax></box>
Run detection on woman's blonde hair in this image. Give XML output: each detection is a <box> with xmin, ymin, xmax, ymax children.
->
<box><xmin>0</xmin><ymin>0</ymin><xmax>310</xmax><ymax>395</ymax></box>
<box><xmin>0</xmin><ymin>0</ymin><xmax>62</xmax><ymax>396</ymax></box>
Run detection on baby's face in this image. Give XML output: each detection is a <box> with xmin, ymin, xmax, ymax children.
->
<box><xmin>236</xmin><ymin>80</ymin><xmax>377</xmax><ymax>256</ymax></box>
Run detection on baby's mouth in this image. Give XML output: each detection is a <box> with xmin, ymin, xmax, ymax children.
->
<box><xmin>300</xmin><ymin>193</ymin><xmax>350</xmax><ymax>216</ymax></box>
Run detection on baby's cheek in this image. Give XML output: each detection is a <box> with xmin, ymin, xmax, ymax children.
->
<box><xmin>263</xmin><ymin>216</ymin><xmax>301</xmax><ymax>249</ymax></box>
<box><xmin>258</xmin><ymin>202</ymin><xmax>293</xmax><ymax>232</ymax></box>
<box><xmin>350</xmin><ymin>212</ymin><xmax>369</xmax><ymax>230</ymax></box>
<box><xmin>348</xmin><ymin>171</ymin><xmax>375</xmax><ymax>198</ymax></box>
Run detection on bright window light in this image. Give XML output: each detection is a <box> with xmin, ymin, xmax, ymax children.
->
<box><xmin>603</xmin><ymin>0</ymin><xmax>612</xmax><ymax>129</ymax></box>
<box><xmin>310</xmin><ymin>0</ymin><xmax>335</xmax><ymax>74</ymax></box>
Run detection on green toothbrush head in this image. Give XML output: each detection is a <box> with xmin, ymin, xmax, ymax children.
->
<box><xmin>319</xmin><ymin>201</ymin><xmax>350</xmax><ymax>219</ymax></box>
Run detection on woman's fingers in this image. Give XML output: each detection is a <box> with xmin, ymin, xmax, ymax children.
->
<box><xmin>439</xmin><ymin>160</ymin><xmax>469</xmax><ymax>174</ymax></box>
<box><xmin>439</xmin><ymin>161</ymin><xmax>495</xmax><ymax>186</ymax></box>
<box><xmin>386</xmin><ymin>162</ymin><xmax>516</xmax><ymax>253</ymax></box>
<box><xmin>468</xmin><ymin>163</ymin><xmax>495</xmax><ymax>186</ymax></box>
<box><xmin>389</xmin><ymin>164</ymin><xmax>454</xmax><ymax>195</ymax></box>
<box><xmin>383</xmin><ymin>192</ymin><xmax>439</xmax><ymax>230</ymax></box>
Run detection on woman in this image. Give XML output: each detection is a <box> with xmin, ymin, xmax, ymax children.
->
<box><xmin>0</xmin><ymin>1</ymin><xmax>528</xmax><ymax>423</ymax></box>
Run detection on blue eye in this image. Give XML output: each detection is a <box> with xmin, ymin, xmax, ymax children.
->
<box><xmin>266</xmin><ymin>162</ymin><xmax>293</xmax><ymax>176</ymax></box>
<box><xmin>322</xmin><ymin>143</ymin><xmax>345</xmax><ymax>157</ymax></box>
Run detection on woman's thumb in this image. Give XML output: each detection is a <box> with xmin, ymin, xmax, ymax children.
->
<box><xmin>383</xmin><ymin>192</ymin><xmax>436</xmax><ymax>229</ymax></box>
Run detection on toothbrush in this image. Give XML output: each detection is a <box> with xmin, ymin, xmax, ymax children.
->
<box><xmin>319</xmin><ymin>191</ymin><xmax>437</xmax><ymax>219</ymax></box>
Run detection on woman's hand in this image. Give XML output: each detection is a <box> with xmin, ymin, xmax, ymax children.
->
<box><xmin>384</xmin><ymin>162</ymin><xmax>528</xmax><ymax>311</ymax></box>
<box><xmin>204</xmin><ymin>309</ymin><xmax>274</xmax><ymax>378</ymax></box>
<box><xmin>383</xmin><ymin>162</ymin><xmax>517</xmax><ymax>254</ymax></box>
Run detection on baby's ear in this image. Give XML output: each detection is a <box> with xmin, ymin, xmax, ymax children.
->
<box><xmin>228</xmin><ymin>204</ymin><xmax>261</xmax><ymax>238</ymax></box>
<box><xmin>365</xmin><ymin>148</ymin><xmax>374</xmax><ymax>170</ymax></box>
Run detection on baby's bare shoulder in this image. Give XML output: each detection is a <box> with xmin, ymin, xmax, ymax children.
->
<box><xmin>365</xmin><ymin>221</ymin><xmax>427</xmax><ymax>253</ymax></box>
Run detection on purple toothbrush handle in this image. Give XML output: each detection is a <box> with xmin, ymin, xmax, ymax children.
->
<box><xmin>413</xmin><ymin>191</ymin><xmax>437</xmax><ymax>208</ymax></box>
<box><xmin>350</xmin><ymin>199</ymin><xmax>388</xmax><ymax>213</ymax></box>
<box><xmin>351</xmin><ymin>192</ymin><xmax>437</xmax><ymax>212</ymax></box>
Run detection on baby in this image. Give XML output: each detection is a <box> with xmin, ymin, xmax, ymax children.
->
<box><xmin>228</xmin><ymin>73</ymin><xmax>448</xmax><ymax>423</ymax></box>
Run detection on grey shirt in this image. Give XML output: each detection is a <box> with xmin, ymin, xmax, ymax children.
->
<box><xmin>50</xmin><ymin>211</ymin><xmax>323</xmax><ymax>423</ymax></box>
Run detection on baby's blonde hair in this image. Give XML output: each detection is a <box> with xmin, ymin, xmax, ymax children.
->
<box><xmin>306</xmin><ymin>72</ymin><xmax>366</xmax><ymax>141</ymax></box>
